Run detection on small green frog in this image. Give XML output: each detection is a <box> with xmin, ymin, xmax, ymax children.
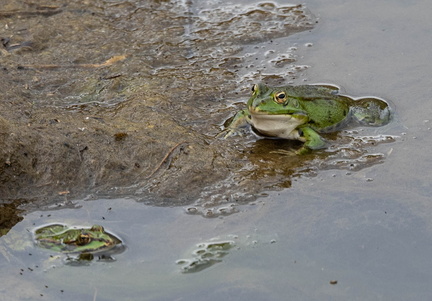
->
<box><xmin>34</xmin><ymin>224</ymin><xmax>122</xmax><ymax>254</ymax></box>
<box><xmin>221</xmin><ymin>83</ymin><xmax>391</xmax><ymax>154</ymax></box>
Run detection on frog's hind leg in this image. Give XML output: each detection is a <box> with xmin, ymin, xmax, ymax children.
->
<box><xmin>296</xmin><ymin>126</ymin><xmax>327</xmax><ymax>154</ymax></box>
<box><xmin>352</xmin><ymin>97</ymin><xmax>391</xmax><ymax>126</ymax></box>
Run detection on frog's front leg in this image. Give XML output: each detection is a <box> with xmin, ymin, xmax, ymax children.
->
<box><xmin>217</xmin><ymin>109</ymin><xmax>251</xmax><ymax>138</ymax></box>
<box><xmin>297</xmin><ymin>126</ymin><xmax>327</xmax><ymax>154</ymax></box>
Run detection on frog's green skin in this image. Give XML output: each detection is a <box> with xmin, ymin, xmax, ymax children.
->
<box><xmin>34</xmin><ymin>224</ymin><xmax>122</xmax><ymax>254</ymax></box>
<box><xmin>222</xmin><ymin>83</ymin><xmax>391</xmax><ymax>154</ymax></box>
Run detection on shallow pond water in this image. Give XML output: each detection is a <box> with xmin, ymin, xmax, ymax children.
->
<box><xmin>2</xmin><ymin>0</ymin><xmax>432</xmax><ymax>300</ymax></box>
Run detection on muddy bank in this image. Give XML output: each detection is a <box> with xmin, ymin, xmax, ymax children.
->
<box><xmin>0</xmin><ymin>1</ymin><xmax>317</xmax><ymax>211</ymax></box>
<box><xmin>0</xmin><ymin>99</ymin><xmax>231</xmax><ymax>205</ymax></box>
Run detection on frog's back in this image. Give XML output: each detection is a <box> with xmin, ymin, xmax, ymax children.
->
<box><xmin>290</xmin><ymin>85</ymin><xmax>391</xmax><ymax>131</ymax></box>
<box><xmin>290</xmin><ymin>85</ymin><xmax>353</xmax><ymax>133</ymax></box>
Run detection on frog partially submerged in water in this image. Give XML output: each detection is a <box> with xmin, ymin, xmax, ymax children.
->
<box><xmin>221</xmin><ymin>83</ymin><xmax>391</xmax><ymax>154</ymax></box>
<box><xmin>34</xmin><ymin>224</ymin><xmax>122</xmax><ymax>254</ymax></box>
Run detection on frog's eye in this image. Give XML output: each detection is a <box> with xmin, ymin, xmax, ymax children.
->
<box><xmin>251</xmin><ymin>84</ymin><xmax>258</xmax><ymax>94</ymax></box>
<box><xmin>76</xmin><ymin>233</ymin><xmax>91</xmax><ymax>246</ymax></box>
<box><xmin>274</xmin><ymin>92</ymin><xmax>287</xmax><ymax>104</ymax></box>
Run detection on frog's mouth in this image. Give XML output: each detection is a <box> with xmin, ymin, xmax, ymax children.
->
<box><xmin>248</xmin><ymin>105</ymin><xmax>306</xmax><ymax>116</ymax></box>
<box><xmin>248</xmin><ymin>109</ymin><xmax>308</xmax><ymax>140</ymax></box>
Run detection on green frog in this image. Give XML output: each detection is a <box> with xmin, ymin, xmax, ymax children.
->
<box><xmin>34</xmin><ymin>224</ymin><xmax>122</xmax><ymax>254</ymax></box>
<box><xmin>221</xmin><ymin>83</ymin><xmax>391</xmax><ymax>154</ymax></box>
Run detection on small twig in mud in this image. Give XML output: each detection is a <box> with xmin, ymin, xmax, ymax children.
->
<box><xmin>145</xmin><ymin>141</ymin><xmax>188</xmax><ymax>179</ymax></box>
<box><xmin>18</xmin><ymin>55</ymin><xmax>127</xmax><ymax>70</ymax></box>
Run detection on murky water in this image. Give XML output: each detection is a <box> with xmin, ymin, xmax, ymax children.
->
<box><xmin>1</xmin><ymin>0</ymin><xmax>432</xmax><ymax>300</ymax></box>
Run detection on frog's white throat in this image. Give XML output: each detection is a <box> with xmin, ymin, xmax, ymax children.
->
<box><xmin>249</xmin><ymin>113</ymin><xmax>306</xmax><ymax>141</ymax></box>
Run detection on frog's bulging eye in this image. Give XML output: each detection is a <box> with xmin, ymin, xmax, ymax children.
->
<box><xmin>76</xmin><ymin>233</ymin><xmax>91</xmax><ymax>246</ymax></box>
<box><xmin>251</xmin><ymin>84</ymin><xmax>258</xmax><ymax>94</ymax></box>
<box><xmin>274</xmin><ymin>92</ymin><xmax>287</xmax><ymax>104</ymax></box>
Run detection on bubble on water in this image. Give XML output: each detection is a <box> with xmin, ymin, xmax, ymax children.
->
<box><xmin>175</xmin><ymin>259</ymin><xmax>189</xmax><ymax>265</ymax></box>
<box><xmin>271</xmin><ymin>56</ymin><xmax>296</xmax><ymax>68</ymax></box>
<box><xmin>264</xmin><ymin>50</ymin><xmax>275</xmax><ymax>57</ymax></box>
<box><xmin>185</xmin><ymin>207</ymin><xmax>198</xmax><ymax>214</ymax></box>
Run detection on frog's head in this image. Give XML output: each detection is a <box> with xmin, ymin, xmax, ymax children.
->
<box><xmin>247</xmin><ymin>83</ymin><xmax>305</xmax><ymax>115</ymax></box>
<box><xmin>245</xmin><ymin>84</ymin><xmax>309</xmax><ymax>139</ymax></box>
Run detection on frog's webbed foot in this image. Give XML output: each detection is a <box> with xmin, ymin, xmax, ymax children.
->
<box><xmin>295</xmin><ymin>146</ymin><xmax>313</xmax><ymax>155</ymax></box>
<box><xmin>215</xmin><ymin>128</ymin><xmax>236</xmax><ymax>139</ymax></box>
<box><xmin>216</xmin><ymin>109</ymin><xmax>251</xmax><ymax>139</ymax></box>
<box><xmin>270</xmin><ymin>145</ymin><xmax>313</xmax><ymax>156</ymax></box>
<box><xmin>270</xmin><ymin>149</ymin><xmax>297</xmax><ymax>156</ymax></box>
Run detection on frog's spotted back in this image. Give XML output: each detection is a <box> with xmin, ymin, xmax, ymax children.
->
<box><xmin>34</xmin><ymin>224</ymin><xmax>122</xmax><ymax>254</ymax></box>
